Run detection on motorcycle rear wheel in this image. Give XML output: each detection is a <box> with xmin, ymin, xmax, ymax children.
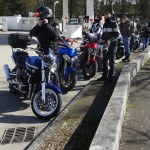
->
<box><xmin>31</xmin><ymin>88</ymin><xmax>62</xmax><ymax>120</ymax></box>
<box><xmin>83</xmin><ymin>61</ymin><xmax>98</xmax><ymax>79</ymax></box>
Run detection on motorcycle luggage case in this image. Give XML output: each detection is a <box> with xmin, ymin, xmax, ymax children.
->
<box><xmin>8</xmin><ymin>33</ymin><xmax>31</xmax><ymax>49</ymax></box>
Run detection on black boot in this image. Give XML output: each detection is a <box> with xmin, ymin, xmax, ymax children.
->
<box><xmin>122</xmin><ymin>55</ymin><xmax>130</xmax><ymax>62</ymax></box>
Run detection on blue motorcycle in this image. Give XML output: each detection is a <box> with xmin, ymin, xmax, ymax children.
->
<box><xmin>26</xmin><ymin>47</ymin><xmax>62</xmax><ymax>120</ymax></box>
<box><xmin>57</xmin><ymin>41</ymin><xmax>78</xmax><ymax>92</ymax></box>
<box><xmin>4</xmin><ymin>35</ymin><xmax>62</xmax><ymax>120</ymax></box>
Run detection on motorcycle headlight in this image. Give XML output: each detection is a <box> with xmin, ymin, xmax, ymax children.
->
<box><xmin>63</xmin><ymin>54</ymin><xmax>70</xmax><ymax>61</ymax></box>
<box><xmin>50</xmin><ymin>63</ymin><xmax>57</xmax><ymax>73</ymax></box>
<box><xmin>71</xmin><ymin>56</ymin><xmax>78</xmax><ymax>62</ymax></box>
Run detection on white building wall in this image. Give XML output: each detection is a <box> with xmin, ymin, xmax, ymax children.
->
<box><xmin>86</xmin><ymin>0</ymin><xmax>94</xmax><ymax>28</ymax></box>
<box><xmin>7</xmin><ymin>16</ymin><xmax>22</xmax><ymax>30</ymax></box>
<box><xmin>0</xmin><ymin>16</ymin><xmax>37</xmax><ymax>30</ymax></box>
<box><xmin>63</xmin><ymin>0</ymin><xmax>69</xmax><ymax>32</ymax></box>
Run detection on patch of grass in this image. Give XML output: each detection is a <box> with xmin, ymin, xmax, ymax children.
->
<box><xmin>122</xmin><ymin>100</ymin><xmax>132</xmax><ymax>127</ymax></box>
<box><xmin>126</xmin><ymin>100</ymin><xmax>132</xmax><ymax>110</ymax></box>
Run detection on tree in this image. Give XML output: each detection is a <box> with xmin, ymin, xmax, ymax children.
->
<box><xmin>137</xmin><ymin>0</ymin><xmax>150</xmax><ymax>21</ymax></box>
<box><xmin>0</xmin><ymin>0</ymin><xmax>38</xmax><ymax>16</ymax></box>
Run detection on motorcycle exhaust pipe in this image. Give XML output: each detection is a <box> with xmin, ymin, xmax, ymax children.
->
<box><xmin>3</xmin><ymin>64</ymin><xmax>10</xmax><ymax>81</ymax></box>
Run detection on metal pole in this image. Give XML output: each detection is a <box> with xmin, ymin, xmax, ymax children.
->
<box><xmin>54</xmin><ymin>3</ymin><xmax>55</xmax><ymax>20</ymax></box>
<box><xmin>111</xmin><ymin>2</ymin><xmax>114</xmax><ymax>14</ymax></box>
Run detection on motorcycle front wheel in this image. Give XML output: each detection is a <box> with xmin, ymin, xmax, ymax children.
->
<box><xmin>83</xmin><ymin>61</ymin><xmax>98</xmax><ymax>79</ymax></box>
<box><xmin>59</xmin><ymin>70</ymin><xmax>77</xmax><ymax>92</ymax></box>
<box><xmin>31</xmin><ymin>88</ymin><xmax>62</xmax><ymax>120</ymax></box>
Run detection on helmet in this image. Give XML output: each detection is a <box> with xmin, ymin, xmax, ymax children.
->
<box><xmin>35</xmin><ymin>6</ymin><xmax>53</xmax><ymax>19</ymax></box>
<box><xmin>94</xmin><ymin>14</ymin><xmax>102</xmax><ymax>22</ymax></box>
<box><xmin>117</xmin><ymin>18</ymin><xmax>120</xmax><ymax>22</ymax></box>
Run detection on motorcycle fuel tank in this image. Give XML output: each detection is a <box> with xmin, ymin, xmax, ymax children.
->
<box><xmin>25</xmin><ymin>56</ymin><xmax>42</xmax><ymax>71</ymax></box>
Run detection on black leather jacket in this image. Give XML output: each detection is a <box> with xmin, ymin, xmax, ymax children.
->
<box><xmin>102</xmin><ymin>20</ymin><xmax>121</xmax><ymax>45</ymax></box>
<box><xmin>30</xmin><ymin>18</ymin><xmax>60</xmax><ymax>54</ymax></box>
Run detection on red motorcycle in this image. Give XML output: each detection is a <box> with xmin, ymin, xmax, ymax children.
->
<box><xmin>78</xmin><ymin>33</ymin><xmax>101</xmax><ymax>79</ymax></box>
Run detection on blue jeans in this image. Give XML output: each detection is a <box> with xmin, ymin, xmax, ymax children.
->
<box><xmin>142</xmin><ymin>37</ymin><xmax>149</xmax><ymax>50</ymax></box>
<box><xmin>123</xmin><ymin>36</ymin><xmax>131</xmax><ymax>56</ymax></box>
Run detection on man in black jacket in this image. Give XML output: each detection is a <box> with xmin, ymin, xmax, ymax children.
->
<box><xmin>30</xmin><ymin>6</ymin><xmax>60</xmax><ymax>55</ymax></box>
<box><xmin>141</xmin><ymin>25</ymin><xmax>150</xmax><ymax>50</ymax></box>
<box><xmin>97</xmin><ymin>13</ymin><xmax>121</xmax><ymax>83</ymax></box>
<box><xmin>121</xmin><ymin>15</ymin><xmax>133</xmax><ymax>62</ymax></box>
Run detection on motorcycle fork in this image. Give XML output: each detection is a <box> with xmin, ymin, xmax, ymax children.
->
<box><xmin>88</xmin><ymin>51</ymin><xmax>90</xmax><ymax>61</ymax></box>
<box><xmin>64</xmin><ymin>60</ymin><xmax>67</xmax><ymax>75</ymax></box>
<box><xmin>41</xmin><ymin>59</ymin><xmax>46</xmax><ymax>103</ymax></box>
<box><xmin>48</xmin><ymin>71</ymin><xmax>51</xmax><ymax>84</ymax></box>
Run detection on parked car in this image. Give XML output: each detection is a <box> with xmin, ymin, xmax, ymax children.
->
<box><xmin>0</xmin><ymin>22</ymin><xmax>3</xmax><ymax>31</ymax></box>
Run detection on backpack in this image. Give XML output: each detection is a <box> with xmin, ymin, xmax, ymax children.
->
<box><xmin>53</xmin><ymin>25</ymin><xmax>60</xmax><ymax>40</ymax></box>
<box><xmin>142</xmin><ymin>27</ymin><xmax>150</xmax><ymax>37</ymax></box>
<box><xmin>50</xmin><ymin>21</ymin><xmax>60</xmax><ymax>41</ymax></box>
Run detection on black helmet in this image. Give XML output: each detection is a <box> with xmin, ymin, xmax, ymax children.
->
<box><xmin>35</xmin><ymin>6</ymin><xmax>53</xmax><ymax>19</ymax></box>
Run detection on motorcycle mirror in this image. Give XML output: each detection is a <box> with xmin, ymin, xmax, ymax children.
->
<box><xmin>31</xmin><ymin>37</ymin><xmax>41</xmax><ymax>47</ymax></box>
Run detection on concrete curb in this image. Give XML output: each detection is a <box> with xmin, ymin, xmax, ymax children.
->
<box><xmin>89</xmin><ymin>47</ymin><xmax>150</xmax><ymax>150</ymax></box>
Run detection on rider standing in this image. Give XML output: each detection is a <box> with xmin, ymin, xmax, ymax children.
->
<box><xmin>97</xmin><ymin>12</ymin><xmax>121</xmax><ymax>83</ymax></box>
<box><xmin>30</xmin><ymin>6</ymin><xmax>60</xmax><ymax>54</ymax></box>
<box><xmin>88</xmin><ymin>14</ymin><xmax>103</xmax><ymax>39</ymax></box>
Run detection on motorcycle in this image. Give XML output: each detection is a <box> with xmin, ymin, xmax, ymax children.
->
<box><xmin>4</xmin><ymin>33</ymin><xmax>62</xmax><ymax>120</ymax></box>
<box><xmin>57</xmin><ymin>39</ymin><xmax>78</xmax><ymax>92</ymax></box>
<box><xmin>130</xmin><ymin>31</ymin><xmax>140</xmax><ymax>51</ymax></box>
<box><xmin>79</xmin><ymin>32</ymin><xmax>99</xmax><ymax>79</ymax></box>
<box><xmin>116</xmin><ymin>37</ymin><xmax>125</xmax><ymax>59</ymax></box>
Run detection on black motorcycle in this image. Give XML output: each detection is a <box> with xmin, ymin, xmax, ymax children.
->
<box><xmin>130</xmin><ymin>31</ymin><xmax>140</xmax><ymax>51</ymax></box>
<box><xmin>116</xmin><ymin>37</ymin><xmax>125</xmax><ymax>59</ymax></box>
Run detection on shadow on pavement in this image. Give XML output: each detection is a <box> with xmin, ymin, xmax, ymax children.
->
<box><xmin>64</xmin><ymin>70</ymin><xmax>122</xmax><ymax>150</ymax></box>
<box><xmin>0</xmin><ymin>90</ymin><xmax>47</xmax><ymax>124</ymax></box>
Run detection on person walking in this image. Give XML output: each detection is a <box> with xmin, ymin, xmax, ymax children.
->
<box><xmin>121</xmin><ymin>15</ymin><xmax>134</xmax><ymax>62</ymax></box>
<box><xmin>141</xmin><ymin>25</ymin><xmax>150</xmax><ymax>50</ymax></box>
<box><xmin>88</xmin><ymin>14</ymin><xmax>103</xmax><ymax>39</ymax></box>
<box><xmin>97</xmin><ymin>12</ymin><xmax>121</xmax><ymax>83</ymax></box>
